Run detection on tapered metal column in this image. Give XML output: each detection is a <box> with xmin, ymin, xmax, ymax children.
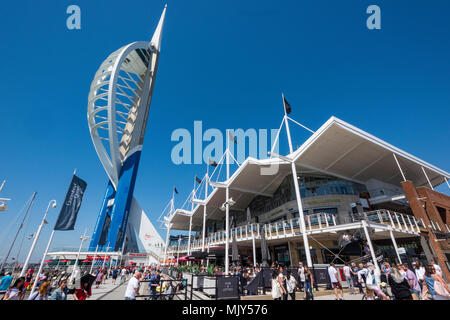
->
<box><xmin>202</xmin><ymin>173</ymin><xmax>208</xmax><ymax>252</ymax></box>
<box><xmin>362</xmin><ymin>220</ymin><xmax>380</xmax><ymax>271</ymax></box>
<box><xmin>225</xmin><ymin>131</ymin><xmax>230</xmax><ymax>274</ymax></box>
<box><xmin>30</xmin><ymin>229</ymin><xmax>56</xmax><ymax>296</ymax></box>
<box><xmin>69</xmin><ymin>229</ymin><xmax>88</xmax><ymax>284</ymax></box>
<box><xmin>389</xmin><ymin>229</ymin><xmax>402</xmax><ymax>264</ymax></box>
<box><xmin>90</xmin><ymin>245</ymin><xmax>99</xmax><ymax>274</ymax></box>
<box><xmin>282</xmin><ymin>94</ymin><xmax>312</xmax><ymax>267</ymax></box>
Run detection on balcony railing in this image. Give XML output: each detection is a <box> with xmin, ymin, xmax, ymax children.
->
<box><xmin>167</xmin><ymin>209</ymin><xmax>425</xmax><ymax>254</ymax></box>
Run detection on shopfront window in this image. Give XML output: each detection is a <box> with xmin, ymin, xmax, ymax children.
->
<box><xmin>249</xmin><ymin>174</ymin><xmax>367</xmax><ymax>216</ymax></box>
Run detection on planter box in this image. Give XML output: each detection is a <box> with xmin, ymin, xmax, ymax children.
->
<box><xmin>182</xmin><ymin>272</ymin><xmax>192</xmax><ymax>285</ymax></box>
<box><xmin>203</xmin><ymin>277</ymin><xmax>216</xmax><ymax>296</ymax></box>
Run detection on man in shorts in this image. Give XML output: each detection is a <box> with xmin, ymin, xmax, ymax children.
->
<box><xmin>111</xmin><ymin>267</ymin><xmax>119</xmax><ymax>285</ymax></box>
<box><xmin>328</xmin><ymin>263</ymin><xmax>344</xmax><ymax>300</ymax></box>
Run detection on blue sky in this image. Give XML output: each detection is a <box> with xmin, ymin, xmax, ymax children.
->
<box><xmin>1</xmin><ymin>0</ymin><xmax>449</xmax><ymax>263</ymax></box>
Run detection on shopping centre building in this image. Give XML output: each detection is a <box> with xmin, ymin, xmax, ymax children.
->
<box><xmin>163</xmin><ymin>116</ymin><xmax>450</xmax><ymax>280</ymax></box>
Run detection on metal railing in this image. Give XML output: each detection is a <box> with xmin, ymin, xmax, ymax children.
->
<box><xmin>167</xmin><ymin>209</ymin><xmax>425</xmax><ymax>254</ymax></box>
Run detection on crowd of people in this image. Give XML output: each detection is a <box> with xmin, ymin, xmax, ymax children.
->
<box><xmin>269</xmin><ymin>258</ymin><xmax>450</xmax><ymax>300</ymax></box>
<box><xmin>1</xmin><ymin>257</ymin><xmax>449</xmax><ymax>301</ymax></box>
<box><xmin>0</xmin><ymin>265</ymin><xmax>140</xmax><ymax>301</ymax></box>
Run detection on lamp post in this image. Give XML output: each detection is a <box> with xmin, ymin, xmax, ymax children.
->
<box><xmin>69</xmin><ymin>228</ymin><xmax>88</xmax><ymax>284</ymax></box>
<box><xmin>20</xmin><ymin>199</ymin><xmax>56</xmax><ymax>277</ymax></box>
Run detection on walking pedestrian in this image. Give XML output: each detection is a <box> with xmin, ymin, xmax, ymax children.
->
<box><xmin>328</xmin><ymin>263</ymin><xmax>344</xmax><ymax>300</ymax></box>
<box><xmin>297</xmin><ymin>262</ymin><xmax>305</xmax><ymax>292</ymax></box>
<box><xmin>112</xmin><ymin>267</ymin><xmax>119</xmax><ymax>285</ymax></box>
<box><xmin>120</xmin><ymin>267</ymin><xmax>127</xmax><ymax>284</ymax></box>
<box><xmin>95</xmin><ymin>269</ymin><xmax>104</xmax><ymax>288</ymax></box>
<box><xmin>414</xmin><ymin>260</ymin><xmax>425</xmax><ymax>291</ymax></box>
<box><xmin>49</xmin><ymin>279</ymin><xmax>68</xmax><ymax>300</ymax></box>
<box><xmin>402</xmin><ymin>264</ymin><xmax>421</xmax><ymax>299</ymax></box>
<box><xmin>277</xmin><ymin>266</ymin><xmax>287</xmax><ymax>301</ymax></box>
<box><xmin>304</xmin><ymin>266</ymin><xmax>314</xmax><ymax>300</ymax></box>
<box><xmin>124</xmin><ymin>271</ymin><xmax>141</xmax><ymax>300</ymax></box>
<box><xmin>271</xmin><ymin>271</ymin><xmax>282</xmax><ymax>300</ymax></box>
<box><xmin>28</xmin><ymin>280</ymin><xmax>51</xmax><ymax>300</ymax></box>
<box><xmin>424</xmin><ymin>265</ymin><xmax>450</xmax><ymax>300</ymax></box>
<box><xmin>343</xmin><ymin>263</ymin><xmax>354</xmax><ymax>294</ymax></box>
<box><xmin>0</xmin><ymin>272</ymin><xmax>13</xmax><ymax>295</ymax></box>
<box><xmin>2</xmin><ymin>277</ymin><xmax>26</xmax><ymax>300</ymax></box>
<box><xmin>388</xmin><ymin>265</ymin><xmax>412</xmax><ymax>300</ymax></box>
<box><xmin>285</xmin><ymin>270</ymin><xmax>297</xmax><ymax>300</ymax></box>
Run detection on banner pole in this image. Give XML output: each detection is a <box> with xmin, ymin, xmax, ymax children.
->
<box><xmin>20</xmin><ymin>198</ymin><xmax>55</xmax><ymax>277</ymax></box>
<box><xmin>90</xmin><ymin>245</ymin><xmax>98</xmax><ymax>274</ymax></box>
<box><xmin>30</xmin><ymin>229</ymin><xmax>56</xmax><ymax>295</ymax></box>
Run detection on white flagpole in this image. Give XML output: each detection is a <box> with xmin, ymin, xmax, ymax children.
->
<box><xmin>90</xmin><ymin>245</ymin><xmax>99</xmax><ymax>274</ymax></box>
<box><xmin>69</xmin><ymin>228</ymin><xmax>88</xmax><ymax>284</ymax></box>
<box><xmin>20</xmin><ymin>199</ymin><xmax>56</xmax><ymax>277</ymax></box>
<box><xmin>187</xmin><ymin>179</ymin><xmax>195</xmax><ymax>257</ymax></box>
<box><xmin>225</xmin><ymin>130</ymin><xmax>230</xmax><ymax>275</ymax></box>
<box><xmin>202</xmin><ymin>169</ymin><xmax>209</xmax><ymax>252</ymax></box>
<box><xmin>101</xmin><ymin>242</ymin><xmax>110</xmax><ymax>270</ymax></box>
<box><xmin>30</xmin><ymin>229</ymin><xmax>56</xmax><ymax>295</ymax></box>
<box><xmin>282</xmin><ymin>93</ymin><xmax>312</xmax><ymax>268</ymax></box>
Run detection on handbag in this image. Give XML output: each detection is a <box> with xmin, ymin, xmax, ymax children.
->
<box><xmin>434</xmin><ymin>280</ymin><xmax>450</xmax><ymax>298</ymax></box>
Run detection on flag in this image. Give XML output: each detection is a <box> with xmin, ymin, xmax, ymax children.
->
<box><xmin>174</xmin><ymin>187</ymin><xmax>179</xmax><ymax>194</ymax></box>
<box><xmin>54</xmin><ymin>175</ymin><xmax>87</xmax><ymax>231</ymax></box>
<box><xmin>195</xmin><ymin>176</ymin><xmax>202</xmax><ymax>184</ymax></box>
<box><xmin>208</xmin><ymin>159</ymin><xmax>218</xmax><ymax>167</ymax></box>
<box><xmin>283</xmin><ymin>96</ymin><xmax>291</xmax><ymax>114</ymax></box>
<box><xmin>229</xmin><ymin>132</ymin><xmax>237</xmax><ymax>144</ymax></box>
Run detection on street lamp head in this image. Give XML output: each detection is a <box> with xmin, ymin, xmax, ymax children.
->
<box><xmin>50</xmin><ymin>200</ymin><xmax>57</xmax><ymax>208</ymax></box>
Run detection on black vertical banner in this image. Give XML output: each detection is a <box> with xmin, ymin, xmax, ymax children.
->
<box><xmin>54</xmin><ymin>175</ymin><xmax>87</xmax><ymax>231</ymax></box>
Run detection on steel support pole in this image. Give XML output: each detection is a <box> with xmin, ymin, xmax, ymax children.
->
<box><xmin>225</xmin><ymin>132</ymin><xmax>230</xmax><ymax>275</ymax></box>
<box><xmin>252</xmin><ymin>229</ymin><xmax>257</xmax><ymax>267</ymax></box>
<box><xmin>30</xmin><ymin>229</ymin><xmax>55</xmax><ymax>296</ymax></box>
<box><xmin>389</xmin><ymin>229</ymin><xmax>402</xmax><ymax>264</ymax></box>
<box><xmin>163</xmin><ymin>223</ymin><xmax>171</xmax><ymax>266</ymax></box>
<box><xmin>20</xmin><ymin>198</ymin><xmax>54</xmax><ymax>277</ymax></box>
<box><xmin>69</xmin><ymin>229</ymin><xmax>88</xmax><ymax>284</ymax></box>
<box><xmin>283</xmin><ymin>98</ymin><xmax>312</xmax><ymax>267</ymax></box>
<box><xmin>90</xmin><ymin>245</ymin><xmax>99</xmax><ymax>274</ymax></box>
<box><xmin>202</xmin><ymin>173</ymin><xmax>208</xmax><ymax>252</ymax></box>
<box><xmin>362</xmin><ymin>220</ymin><xmax>380</xmax><ymax>271</ymax></box>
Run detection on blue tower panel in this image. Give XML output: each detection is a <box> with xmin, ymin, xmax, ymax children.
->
<box><xmin>89</xmin><ymin>180</ymin><xmax>116</xmax><ymax>251</ymax></box>
<box><xmin>106</xmin><ymin>150</ymin><xmax>142</xmax><ymax>251</ymax></box>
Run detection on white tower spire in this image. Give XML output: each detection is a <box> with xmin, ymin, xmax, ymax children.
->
<box><xmin>150</xmin><ymin>5</ymin><xmax>167</xmax><ymax>52</ymax></box>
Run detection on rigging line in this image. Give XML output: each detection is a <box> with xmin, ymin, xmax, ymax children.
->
<box><xmin>286</xmin><ymin>116</ymin><xmax>315</xmax><ymax>134</ymax></box>
<box><xmin>209</xmin><ymin>152</ymin><xmax>227</xmax><ymax>181</ymax></box>
<box><xmin>0</xmin><ymin>194</ymin><xmax>32</xmax><ymax>245</ymax></box>
<box><xmin>228</xmin><ymin>150</ymin><xmax>241</xmax><ymax>168</ymax></box>
<box><xmin>270</xmin><ymin>117</ymin><xmax>285</xmax><ymax>157</ymax></box>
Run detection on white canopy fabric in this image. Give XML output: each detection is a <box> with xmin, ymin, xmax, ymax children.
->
<box><xmin>168</xmin><ymin>116</ymin><xmax>449</xmax><ymax>231</ymax></box>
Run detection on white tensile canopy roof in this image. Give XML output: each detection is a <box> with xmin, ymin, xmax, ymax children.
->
<box><xmin>168</xmin><ymin>116</ymin><xmax>449</xmax><ymax>231</ymax></box>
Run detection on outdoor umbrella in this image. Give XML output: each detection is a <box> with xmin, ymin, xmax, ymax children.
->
<box><xmin>232</xmin><ymin>235</ymin><xmax>239</xmax><ymax>266</ymax></box>
<box><xmin>260</xmin><ymin>229</ymin><xmax>269</xmax><ymax>267</ymax></box>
